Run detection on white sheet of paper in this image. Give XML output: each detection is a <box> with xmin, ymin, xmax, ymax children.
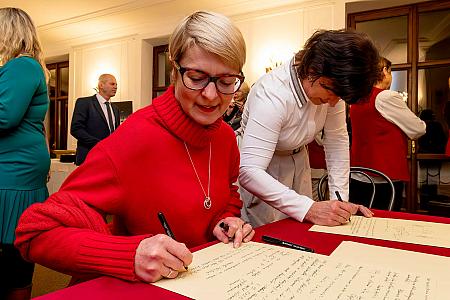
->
<box><xmin>309</xmin><ymin>215</ymin><xmax>450</xmax><ymax>248</ymax></box>
<box><xmin>330</xmin><ymin>241</ymin><xmax>450</xmax><ymax>299</ymax></box>
<box><xmin>153</xmin><ymin>241</ymin><xmax>439</xmax><ymax>300</ymax></box>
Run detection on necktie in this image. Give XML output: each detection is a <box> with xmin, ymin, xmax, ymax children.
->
<box><xmin>105</xmin><ymin>102</ymin><xmax>114</xmax><ymax>133</ymax></box>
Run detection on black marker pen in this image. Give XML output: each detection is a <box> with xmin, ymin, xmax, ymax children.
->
<box><xmin>262</xmin><ymin>235</ymin><xmax>314</xmax><ymax>253</ymax></box>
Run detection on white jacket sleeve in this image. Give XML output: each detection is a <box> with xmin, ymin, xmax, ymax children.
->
<box><xmin>323</xmin><ymin>100</ymin><xmax>350</xmax><ymax>201</ymax></box>
<box><xmin>239</xmin><ymin>85</ymin><xmax>314</xmax><ymax>222</ymax></box>
<box><xmin>375</xmin><ymin>90</ymin><xmax>426</xmax><ymax>139</ymax></box>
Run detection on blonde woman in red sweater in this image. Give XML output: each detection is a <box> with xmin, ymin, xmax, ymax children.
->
<box><xmin>15</xmin><ymin>11</ymin><xmax>254</xmax><ymax>284</ymax></box>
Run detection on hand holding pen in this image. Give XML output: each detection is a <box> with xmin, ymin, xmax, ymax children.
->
<box><xmin>133</xmin><ymin>212</ymin><xmax>192</xmax><ymax>283</ymax></box>
<box><xmin>335</xmin><ymin>191</ymin><xmax>374</xmax><ymax>223</ymax></box>
<box><xmin>214</xmin><ymin>217</ymin><xmax>255</xmax><ymax>248</ymax></box>
<box><xmin>335</xmin><ymin>191</ymin><xmax>351</xmax><ymax>222</ymax></box>
<box><xmin>305</xmin><ymin>191</ymin><xmax>373</xmax><ymax>226</ymax></box>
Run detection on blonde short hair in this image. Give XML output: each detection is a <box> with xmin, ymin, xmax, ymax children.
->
<box><xmin>0</xmin><ymin>7</ymin><xmax>48</xmax><ymax>80</ymax></box>
<box><xmin>169</xmin><ymin>11</ymin><xmax>246</xmax><ymax>73</ymax></box>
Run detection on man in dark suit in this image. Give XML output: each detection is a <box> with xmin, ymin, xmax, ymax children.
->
<box><xmin>71</xmin><ymin>74</ymin><xmax>120</xmax><ymax>165</ymax></box>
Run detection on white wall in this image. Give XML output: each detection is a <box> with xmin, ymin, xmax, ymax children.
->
<box><xmin>67</xmin><ymin>36</ymin><xmax>140</xmax><ymax>150</ymax></box>
<box><xmin>64</xmin><ymin>0</ymin><xmax>359</xmax><ymax>150</ymax></box>
<box><xmin>235</xmin><ymin>1</ymin><xmax>337</xmax><ymax>85</ymax></box>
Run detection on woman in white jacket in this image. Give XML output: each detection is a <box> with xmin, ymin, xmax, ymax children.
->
<box><xmin>239</xmin><ymin>30</ymin><xmax>378</xmax><ymax>227</ymax></box>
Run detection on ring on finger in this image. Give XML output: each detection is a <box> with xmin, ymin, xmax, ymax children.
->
<box><xmin>166</xmin><ymin>268</ymin><xmax>173</xmax><ymax>278</ymax></box>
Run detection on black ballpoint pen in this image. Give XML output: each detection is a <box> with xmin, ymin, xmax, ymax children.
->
<box><xmin>335</xmin><ymin>191</ymin><xmax>351</xmax><ymax>222</ymax></box>
<box><xmin>157</xmin><ymin>211</ymin><xmax>176</xmax><ymax>240</ymax></box>
<box><xmin>335</xmin><ymin>191</ymin><xmax>343</xmax><ymax>202</ymax></box>
<box><xmin>262</xmin><ymin>235</ymin><xmax>314</xmax><ymax>253</ymax></box>
<box><xmin>157</xmin><ymin>212</ymin><xmax>188</xmax><ymax>270</ymax></box>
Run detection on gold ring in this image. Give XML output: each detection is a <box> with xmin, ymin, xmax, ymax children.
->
<box><xmin>166</xmin><ymin>269</ymin><xmax>173</xmax><ymax>278</ymax></box>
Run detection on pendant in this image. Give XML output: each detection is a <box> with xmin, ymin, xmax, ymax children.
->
<box><xmin>204</xmin><ymin>196</ymin><xmax>211</xmax><ymax>210</ymax></box>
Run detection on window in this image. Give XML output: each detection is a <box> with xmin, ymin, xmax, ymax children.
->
<box><xmin>47</xmin><ymin>61</ymin><xmax>69</xmax><ymax>150</ymax></box>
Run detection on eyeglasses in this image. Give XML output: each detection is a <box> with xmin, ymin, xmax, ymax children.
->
<box><xmin>174</xmin><ymin>61</ymin><xmax>245</xmax><ymax>95</ymax></box>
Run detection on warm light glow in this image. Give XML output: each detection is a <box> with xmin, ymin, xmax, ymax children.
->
<box><xmin>257</xmin><ymin>44</ymin><xmax>296</xmax><ymax>75</ymax></box>
<box><xmin>83</xmin><ymin>46</ymin><xmax>121</xmax><ymax>95</ymax></box>
<box><xmin>89</xmin><ymin>66</ymin><xmax>119</xmax><ymax>92</ymax></box>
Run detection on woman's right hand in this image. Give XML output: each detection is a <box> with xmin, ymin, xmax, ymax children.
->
<box><xmin>134</xmin><ymin>234</ymin><xmax>193</xmax><ymax>283</ymax></box>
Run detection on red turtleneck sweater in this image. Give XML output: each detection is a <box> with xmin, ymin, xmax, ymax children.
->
<box><xmin>15</xmin><ymin>86</ymin><xmax>242</xmax><ymax>281</ymax></box>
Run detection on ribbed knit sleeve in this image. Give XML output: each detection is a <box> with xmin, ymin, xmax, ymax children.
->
<box><xmin>15</xmin><ymin>191</ymin><xmax>149</xmax><ymax>281</ymax></box>
<box><xmin>27</xmin><ymin>227</ymin><xmax>147</xmax><ymax>281</ymax></box>
<box><xmin>15</xmin><ymin>140</ymin><xmax>148</xmax><ymax>281</ymax></box>
<box><xmin>77</xmin><ymin>232</ymin><xmax>148</xmax><ymax>280</ymax></box>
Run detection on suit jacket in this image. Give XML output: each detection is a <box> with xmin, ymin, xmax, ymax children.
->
<box><xmin>71</xmin><ymin>95</ymin><xmax>120</xmax><ymax>165</ymax></box>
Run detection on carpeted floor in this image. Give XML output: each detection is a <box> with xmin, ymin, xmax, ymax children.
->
<box><xmin>32</xmin><ymin>264</ymin><xmax>71</xmax><ymax>298</ymax></box>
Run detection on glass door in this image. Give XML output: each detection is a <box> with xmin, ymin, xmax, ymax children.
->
<box><xmin>348</xmin><ymin>1</ymin><xmax>450</xmax><ymax>216</ymax></box>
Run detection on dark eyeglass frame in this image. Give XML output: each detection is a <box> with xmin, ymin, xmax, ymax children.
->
<box><xmin>174</xmin><ymin>61</ymin><xmax>245</xmax><ymax>95</ymax></box>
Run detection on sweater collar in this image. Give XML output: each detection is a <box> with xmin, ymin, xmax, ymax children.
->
<box><xmin>152</xmin><ymin>86</ymin><xmax>222</xmax><ymax>147</ymax></box>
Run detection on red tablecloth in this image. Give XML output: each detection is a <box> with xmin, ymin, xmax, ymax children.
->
<box><xmin>35</xmin><ymin>210</ymin><xmax>450</xmax><ymax>300</ymax></box>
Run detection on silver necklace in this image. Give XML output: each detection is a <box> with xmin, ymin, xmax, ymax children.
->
<box><xmin>184</xmin><ymin>142</ymin><xmax>211</xmax><ymax>209</ymax></box>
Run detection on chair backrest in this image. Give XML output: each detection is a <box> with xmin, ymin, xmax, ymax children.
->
<box><xmin>317</xmin><ymin>166</ymin><xmax>396</xmax><ymax>211</ymax></box>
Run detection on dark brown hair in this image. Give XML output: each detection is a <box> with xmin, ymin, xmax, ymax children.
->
<box><xmin>295</xmin><ymin>29</ymin><xmax>380</xmax><ymax>104</ymax></box>
<box><xmin>376</xmin><ymin>56</ymin><xmax>392</xmax><ymax>83</ymax></box>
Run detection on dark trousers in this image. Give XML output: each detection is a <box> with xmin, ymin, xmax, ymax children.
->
<box><xmin>350</xmin><ymin>179</ymin><xmax>405</xmax><ymax>211</ymax></box>
<box><xmin>0</xmin><ymin>244</ymin><xmax>34</xmax><ymax>297</ymax></box>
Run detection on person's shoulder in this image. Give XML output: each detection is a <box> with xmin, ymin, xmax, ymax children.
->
<box><xmin>107</xmin><ymin>104</ymin><xmax>159</xmax><ymax>143</ymax></box>
<box><xmin>375</xmin><ymin>90</ymin><xmax>406</xmax><ymax>109</ymax></box>
<box><xmin>2</xmin><ymin>56</ymin><xmax>43</xmax><ymax>76</ymax></box>
<box><xmin>122</xmin><ymin>103</ymin><xmax>157</xmax><ymax>126</ymax></box>
<box><xmin>76</xmin><ymin>95</ymin><xmax>96</xmax><ymax>102</ymax></box>
<box><xmin>250</xmin><ymin>61</ymin><xmax>295</xmax><ymax>101</ymax></box>
<box><xmin>5</xmin><ymin>56</ymin><xmax>35</xmax><ymax>66</ymax></box>
<box><xmin>376</xmin><ymin>89</ymin><xmax>402</xmax><ymax>101</ymax></box>
<box><xmin>256</xmin><ymin>62</ymin><xmax>290</xmax><ymax>86</ymax></box>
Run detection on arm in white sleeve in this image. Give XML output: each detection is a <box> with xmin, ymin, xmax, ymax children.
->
<box><xmin>322</xmin><ymin>100</ymin><xmax>350</xmax><ymax>201</ymax></box>
<box><xmin>375</xmin><ymin>90</ymin><xmax>426</xmax><ymax>139</ymax></box>
<box><xmin>239</xmin><ymin>85</ymin><xmax>314</xmax><ymax>222</ymax></box>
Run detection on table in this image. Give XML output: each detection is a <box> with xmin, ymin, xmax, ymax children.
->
<box><xmin>35</xmin><ymin>210</ymin><xmax>450</xmax><ymax>300</ymax></box>
<box><xmin>47</xmin><ymin>159</ymin><xmax>77</xmax><ymax>195</ymax></box>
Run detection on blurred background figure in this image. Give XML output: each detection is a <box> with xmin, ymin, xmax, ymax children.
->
<box><xmin>0</xmin><ymin>7</ymin><xmax>50</xmax><ymax>300</ymax></box>
<box><xmin>70</xmin><ymin>74</ymin><xmax>120</xmax><ymax>166</ymax></box>
<box><xmin>446</xmin><ymin>97</ymin><xmax>450</xmax><ymax>156</ymax></box>
<box><xmin>418</xmin><ymin>109</ymin><xmax>446</xmax><ymax>154</ymax></box>
<box><xmin>224</xmin><ymin>81</ymin><xmax>250</xmax><ymax>131</ymax></box>
<box><xmin>350</xmin><ymin>57</ymin><xmax>426</xmax><ymax>211</ymax></box>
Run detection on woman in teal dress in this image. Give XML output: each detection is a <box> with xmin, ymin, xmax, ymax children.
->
<box><xmin>0</xmin><ymin>7</ymin><xmax>50</xmax><ymax>300</ymax></box>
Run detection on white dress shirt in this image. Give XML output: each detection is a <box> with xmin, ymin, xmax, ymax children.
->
<box><xmin>96</xmin><ymin>94</ymin><xmax>116</xmax><ymax>131</ymax></box>
<box><xmin>239</xmin><ymin>58</ymin><xmax>349</xmax><ymax>224</ymax></box>
<box><xmin>375</xmin><ymin>90</ymin><xmax>426</xmax><ymax>140</ymax></box>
